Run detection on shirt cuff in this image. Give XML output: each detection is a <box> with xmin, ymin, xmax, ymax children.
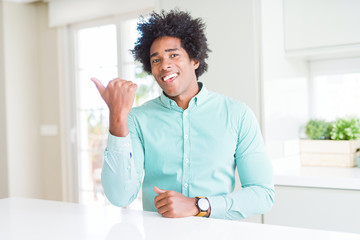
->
<box><xmin>107</xmin><ymin>132</ymin><xmax>131</xmax><ymax>153</ymax></box>
<box><xmin>207</xmin><ymin>195</ymin><xmax>227</xmax><ymax>219</ymax></box>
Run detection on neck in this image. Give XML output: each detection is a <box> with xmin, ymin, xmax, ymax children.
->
<box><xmin>167</xmin><ymin>82</ymin><xmax>199</xmax><ymax>110</ymax></box>
<box><xmin>173</xmin><ymin>97</ymin><xmax>192</xmax><ymax>110</ymax></box>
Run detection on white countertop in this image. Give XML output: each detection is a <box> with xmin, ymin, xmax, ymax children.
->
<box><xmin>1</xmin><ymin>198</ymin><xmax>360</xmax><ymax>240</ymax></box>
<box><xmin>273</xmin><ymin>156</ymin><xmax>360</xmax><ymax>190</ymax></box>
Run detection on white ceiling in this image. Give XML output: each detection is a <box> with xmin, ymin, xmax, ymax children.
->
<box><xmin>2</xmin><ymin>0</ymin><xmax>46</xmax><ymax>3</ymax></box>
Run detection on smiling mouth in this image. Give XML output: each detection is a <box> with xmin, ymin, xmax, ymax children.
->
<box><xmin>162</xmin><ymin>73</ymin><xmax>178</xmax><ymax>82</ymax></box>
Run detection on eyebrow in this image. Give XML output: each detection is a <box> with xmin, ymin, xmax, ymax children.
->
<box><xmin>150</xmin><ymin>48</ymin><xmax>179</xmax><ymax>58</ymax></box>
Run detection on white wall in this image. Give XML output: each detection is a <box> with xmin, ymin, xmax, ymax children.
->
<box><xmin>0</xmin><ymin>2</ymin><xmax>9</xmax><ymax>198</ymax></box>
<box><xmin>0</xmin><ymin>2</ymin><xmax>63</xmax><ymax>200</ymax></box>
<box><xmin>37</xmin><ymin>3</ymin><xmax>63</xmax><ymax>201</ymax></box>
<box><xmin>261</xmin><ymin>0</ymin><xmax>309</xmax><ymax>160</ymax></box>
<box><xmin>3</xmin><ymin>2</ymin><xmax>43</xmax><ymax>198</ymax></box>
<box><xmin>156</xmin><ymin>0</ymin><xmax>263</xmax><ymax>122</ymax></box>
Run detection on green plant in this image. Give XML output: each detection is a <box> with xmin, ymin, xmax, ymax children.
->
<box><xmin>305</xmin><ymin>119</ymin><xmax>332</xmax><ymax>140</ymax></box>
<box><xmin>330</xmin><ymin>117</ymin><xmax>360</xmax><ymax>140</ymax></box>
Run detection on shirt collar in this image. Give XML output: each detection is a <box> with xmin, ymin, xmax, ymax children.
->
<box><xmin>194</xmin><ymin>82</ymin><xmax>208</xmax><ymax>106</ymax></box>
<box><xmin>159</xmin><ymin>82</ymin><xmax>208</xmax><ymax>109</ymax></box>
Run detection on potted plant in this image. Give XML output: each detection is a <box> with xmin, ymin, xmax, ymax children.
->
<box><xmin>300</xmin><ymin>117</ymin><xmax>360</xmax><ymax>167</ymax></box>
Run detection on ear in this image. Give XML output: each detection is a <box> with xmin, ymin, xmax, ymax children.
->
<box><xmin>192</xmin><ymin>59</ymin><xmax>200</xmax><ymax>70</ymax></box>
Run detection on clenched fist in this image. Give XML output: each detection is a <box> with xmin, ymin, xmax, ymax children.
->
<box><xmin>153</xmin><ymin>186</ymin><xmax>199</xmax><ymax>218</ymax></box>
<box><xmin>91</xmin><ymin>77</ymin><xmax>138</xmax><ymax>137</ymax></box>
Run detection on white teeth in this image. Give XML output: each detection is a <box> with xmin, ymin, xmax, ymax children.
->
<box><xmin>163</xmin><ymin>73</ymin><xmax>177</xmax><ymax>81</ymax></box>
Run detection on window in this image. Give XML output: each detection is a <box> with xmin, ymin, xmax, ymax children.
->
<box><xmin>70</xmin><ymin>14</ymin><xmax>160</xmax><ymax>207</ymax></box>
<box><xmin>309</xmin><ymin>57</ymin><xmax>360</xmax><ymax>121</ymax></box>
<box><xmin>263</xmin><ymin>57</ymin><xmax>360</xmax><ymax>164</ymax></box>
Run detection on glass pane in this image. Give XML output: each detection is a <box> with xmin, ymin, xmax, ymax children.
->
<box><xmin>78</xmin><ymin>150</ymin><xmax>92</xmax><ymax>192</ymax></box>
<box><xmin>78</xmin><ymin>150</ymin><xmax>105</xmax><ymax>204</ymax></box>
<box><xmin>78</xmin><ymin>109</ymin><xmax>108</xmax><ymax>151</ymax></box>
<box><xmin>77</xmin><ymin>25</ymin><xmax>117</xmax><ymax>69</ymax></box>
<box><xmin>78</xmin><ymin>67</ymin><xmax>118</xmax><ymax>110</ymax></box>
<box><xmin>78</xmin><ymin>110</ymin><xmax>108</xmax><ymax>204</ymax></box>
<box><xmin>76</xmin><ymin>24</ymin><xmax>117</xmax><ymax>205</ymax></box>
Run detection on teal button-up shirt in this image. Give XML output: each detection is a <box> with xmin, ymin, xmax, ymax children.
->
<box><xmin>101</xmin><ymin>83</ymin><xmax>274</xmax><ymax>220</ymax></box>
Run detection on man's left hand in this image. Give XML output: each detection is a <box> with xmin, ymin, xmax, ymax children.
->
<box><xmin>153</xmin><ymin>186</ymin><xmax>198</xmax><ymax>218</ymax></box>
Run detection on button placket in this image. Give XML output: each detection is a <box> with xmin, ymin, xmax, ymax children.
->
<box><xmin>182</xmin><ymin>109</ymin><xmax>191</xmax><ymax>195</ymax></box>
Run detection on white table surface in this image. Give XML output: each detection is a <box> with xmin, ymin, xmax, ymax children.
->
<box><xmin>1</xmin><ymin>198</ymin><xmax>360</xmax><ymax>240</ymax></box>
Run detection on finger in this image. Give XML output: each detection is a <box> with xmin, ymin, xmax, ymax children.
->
<box><xmin>154</xmin><ymin>186</ymin><xmax>166</xmax><ymax>195</ymax></box>
<box><xmin>131</xmin><ymin>82</ymin><xmax>138</xmax><ymax>89</ymax></box>
<box><xmin>154</xmin><ymin>192</ymin><xmax>167</xmax><ymax>204</ymax></box>
<box><xmin>157</xmin><ymin>204</ymin><xmax>171</xmax><ymax>216</ymax></box>
<box><xmin>154</xmin><ymin>197</ymin><xmax>169</xmax><ymax>210</ymax></box>
<box><xmin>91</xmin><ymin>77</ymin><xmax>105</xmax><ymax>95</ymax></box>
<box><xmin>122</xmin><ymin>81</ymin><xmax>138</xmax><ymax>91</ymax></box>
<box><xmin>162</xmin><ymin>211</ymin><xmax>177</xmax><ymax>218</ymax></box>
<box><xmin>154</xmin><ymin>187</ymin><xmax>168</xmax><ymax>205</ymax></box>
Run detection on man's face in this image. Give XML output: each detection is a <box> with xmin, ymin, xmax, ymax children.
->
<box><xmin>150</xmin><ymin>36</ymin><xmax>199</xmax><ymax>100</ymax></box>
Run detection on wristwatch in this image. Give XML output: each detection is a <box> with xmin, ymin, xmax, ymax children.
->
<box><xmin>195</xmin><ymin>197</ymin><xmax>210</xmax><ymax>217</ymax></box>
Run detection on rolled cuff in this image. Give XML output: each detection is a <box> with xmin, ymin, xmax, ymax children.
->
<box><xmin>107</xmin><ymin>132</ymin><xmax>131</xmax><ymax>153</ymax></box>
<box><xmin>207</xmin><ymin>195</ymin><xmax>227</xmax><ymax>219</ymax></box>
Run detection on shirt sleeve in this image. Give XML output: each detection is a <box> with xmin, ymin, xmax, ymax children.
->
<box><xmin>207</xmin><ymin>105</ymin><xmax>275</xmax><ymax>220</ymax></box>
<box><xmin>101</xmin><ymin>113</ymin><xmax>144</xmax><ymax>207</ymax></box>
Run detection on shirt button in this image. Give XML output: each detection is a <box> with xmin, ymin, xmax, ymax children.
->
<box><xmin>184</xmin><ymin>134</ymin><xmax>188</xmax><ymax>139</ymax></box>
<box><xmin>127</xmin><ymin>165</ymin><xmax>131</xmax><ymax>170</ymax></box>
<box><xmin>184</xmin><ymin>112</ymin><xmax>187</xmax><ymax>116</ymax></box>
<box><xmin>185</xmin><ymin>158</ymin><xmax>189</xmax><ymax>164</ymax></box>
<box><xmin>184</xmin><ymin>183</ymin><xmax>188</xmax><ymax>188</ymax></box>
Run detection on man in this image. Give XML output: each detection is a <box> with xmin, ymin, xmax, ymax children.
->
<box><xmin>92</xmin><ymin>9</ymin><xmax>274</xmax><ymax>220</ymax></box>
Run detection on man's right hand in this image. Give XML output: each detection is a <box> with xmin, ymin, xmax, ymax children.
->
<box><xmin>91</xmin><ymin>77</ymin><xmax>138</xmax><ymax>137</ymax></box>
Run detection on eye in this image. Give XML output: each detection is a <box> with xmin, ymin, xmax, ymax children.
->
<box><xmin>170</xmin><ymin>53</ymin><xmax>179</xmax><ymax>58</ymax></box>
<box><xmin>151</xmin><ymin>59</ymin><xmax>160</xmax><ymax>64</ymax></box>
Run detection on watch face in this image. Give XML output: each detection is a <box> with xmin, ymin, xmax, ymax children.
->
<box><xmin>198</xmin><ymin>198</ymin><xmax>210</xmax><ymax>211</ymax></box>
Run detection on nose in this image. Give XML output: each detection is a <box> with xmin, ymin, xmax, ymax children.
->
<box><xmin>160</xmin><ymin>58</ymin><xmax>172</xmax><ymax>71</ymax></box>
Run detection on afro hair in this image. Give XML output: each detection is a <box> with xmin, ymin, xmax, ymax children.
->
<box><xmin>131</xmin><ymin>9</ymin><xmax>211</xmax><ymax>79</ymax></box>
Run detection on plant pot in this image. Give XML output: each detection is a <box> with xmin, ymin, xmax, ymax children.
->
<box><xmin>299</xmin><ymin>139</ymin><xmax>360</xmax><ymax>167</ymax></box>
